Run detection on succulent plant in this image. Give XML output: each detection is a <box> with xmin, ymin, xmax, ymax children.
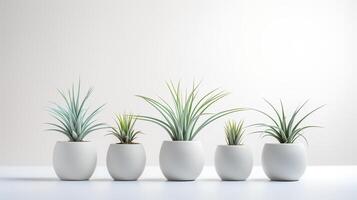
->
<box><xmin>46</xmin><ymin>81</ymin><xmax>106</xmax><ymax>141</ymax></box>
<box><xmin>252</xmin><ymin>99</ymin><xmax>324</xmax><ymax>143</ymax></box>
<box><xmin>108</xmin><ymin>114</ymin><xmax>141</xmax><ymax>144</ymax></box>
<box><xmin>136</xmin><ymin>82</ymin><xmax>243</xmax><ymax>141</ymax></box>
<box><xmin>225</xmin><ymin>120</ymin><xmax>245</xmax><ymax>145</ymax></box>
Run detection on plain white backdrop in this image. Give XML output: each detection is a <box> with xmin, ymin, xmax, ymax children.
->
<box><xmin>0</xmin><ymin>0</ymin><xmax>356</xmax><ymax>166</ymax></box>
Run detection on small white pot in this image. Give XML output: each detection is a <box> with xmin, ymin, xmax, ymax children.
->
<box><xmin>53</xmin><ymin>141</ymin><xmax>97</xmax><ymax>181</ymax></box>
<box><xmin>262</xmin><ymin>143</ymin><xmax>307</xmax><ymax>181</ymax></box>
<box><xmin>159</xmin><ymin>141</ymin><xmax>204</xmax><ymax>181</ymax></box>
<box><xmin>214</xmin><ymin>145</ymin><xmax>253</xmax><ymax>181</ymax></box>
<box><xmin>106</xmin><ymin>143</ymin><xmax>146</xmax><ymax>181</ymax></box>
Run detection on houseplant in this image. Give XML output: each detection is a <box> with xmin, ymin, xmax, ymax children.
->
<box><xmin>106</xmin><ymin>114</ymin><xmax>146</xmax><ymax>181</ymax></box>
<box><xmin>46</xmin><ymin>81</ymin><xmax>105</xmax><ymax>180</ymax></box>
<box><xmin>215</xmin><ymin>120</ymin><xmax>253</xmax><ymax>181</ymax></box>
<box><xmin>137</xmin><ymin>82</ymin><xmax>242</xmax><ymax>181</ymax></box>
<box><xmin>253</xmin><ymin>99</ymin><xmax>323</xmax><ymax>181</ymax></box>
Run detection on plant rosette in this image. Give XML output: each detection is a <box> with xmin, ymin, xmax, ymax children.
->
<box><xmin>214</xmin><ymin>120</ymin><xmax>253</xmax><ymax>181</ymax></box>
<box><xmin>215</xmin><ymin>144</ymin><xmax>253</xmax><ymax>181</ymax></box>
<box><xmin>47</xmin><ymin>81</ymin><xmax>105</xmax><ymax>180</ymax></box>
<box><xmin>106</xmin><ymin>143</ymin><xmax>146</xmax><ymax>181</ymax></box>
<box><xmin>53</xmin><ymin>141</ymin><xmax>97</xmax><ymax>180</ymax></box>
<box><xmin>106</xmin><ymin>114</ymin><xmax>146</xmax><ymax>181</ymax></box>
<box><xmin>137</xmin><ymin>82</ymin><xmax>243</xmax><ymax>181</ymax></box>
<box><xmin>159</xmin><ymin>141</ymin><xmax>204</xmax><ymax>181</ymax></box>
<box><xmin>253</xmin><ymin>100</ymin><xmax>323</xmax><ymax>181</ymax></box>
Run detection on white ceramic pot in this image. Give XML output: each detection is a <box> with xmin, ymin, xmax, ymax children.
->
<box><xmin>53</xmin><ymin>141</ymin><xmax>97</xmax><ymax>181</ymax></box>
<box><xmin>159</xmin><ymin>141</ymin><xmax>204</xmax><ymax>181</ymax></box>
<box><xmin>262</xmin><ymin>143</ymin><xmax>307</xmax><ymax>181</ymax></box>
<box><xmin>214</xmin><ymin>145</ymin><xmax>253</xmax><ymax>181</ymax></box>
<box><xmin>106</xmin><ymin>143</ymin><xmax>146</xmax><ymax>181</ymax></box>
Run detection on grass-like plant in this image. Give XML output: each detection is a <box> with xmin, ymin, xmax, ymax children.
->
<box><xmin>225</xmin><ymin>120</ymin><xmax>245</xmax><ymax>145</ymax></box>
<box><xmin>252</xmin><ymin>99</ymin><xmax>324</xmax><ymax>143</ymax></box>
<box><xmin>108</xmin><ymin>114</ymin><xmax>141</xmax><ymax>144</ymax></box>
<box><xmin>46</xmin><ymin>81</ymin><xmax>106</xmax><ymax>142</ymax></box>
<box><xmin>136</xmin><ymin>82</ymin><xmax>243</xmax><ymax>141</ymax></box>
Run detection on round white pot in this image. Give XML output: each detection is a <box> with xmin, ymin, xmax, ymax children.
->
<box><xmin>214</xmin><ymin>145</ymin><xmax>253</xmax><ymax>181</ymax></box>
<box><xmin>53</xmin><ymin>141</ymin><xmax>97</xmax><ymax>181</ymax></box>
<box><xmin>262</xmin><ymin>143</ymin><xmax>307</xmax><ymax>181</ymax></box>
<box><xmin>159</xmin><ymin>141</ymin><xmax>204</xmax><ymax>181</ymax></box>
<box><xmin>106</xmin><ymin>143</ymin><xmax>146</xmax><ymax>181</ymax></box>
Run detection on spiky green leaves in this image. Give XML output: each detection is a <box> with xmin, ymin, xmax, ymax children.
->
<box><xmin>137</xmin><ymin>82</ymin><xmax>243</xmax><ymax>141</ymax></box>
<box><xmin>108</xmin><ymin>114</ymin><xmax>141</xmax><ymax>144</ymax></box>
<box><xmin>253</xmin><ymin>99</ymin><xmax>324</xmax><ymax>144</ymax></box>
<box><xmin>46</xmin><ymin>81</ymin><xmax>106</xmax><ymax>142</ymax></box>
<box><xmin>225</xmin><ymin>120</ymin><xmax>245</xmax><ymax>145</ymax></box>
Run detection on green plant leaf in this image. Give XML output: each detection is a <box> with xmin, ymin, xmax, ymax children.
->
<box><xmin>108</xmin><ymin>114</ymin><xmax>142</xmax><ymax>144</ymax></box>
<box><xmin>137</xmin><ymin>82</ymin><xmax>242</xmax><ymax>141</ymax></box>
<box><xmin>252</xmin><ymin>100</ymin><xmax>323</xmax><ymax>144</ymax></box>
<box><xmin>46</xmin><ymin>81</ymin><xmax>106</xmax><ymax>142</ymax></box>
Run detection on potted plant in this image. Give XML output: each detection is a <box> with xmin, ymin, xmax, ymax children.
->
<box><xmin>46</xmin><ymin>81</ymin><xmax>105</xmax><ymax>180</ymax></box>
<box><xmin>253</xmin><ymin>100</ymin><xmax>323</xmax><ymax>181</ymax></box>
<box><xmin>106</xmin><ymin>114</ymin><xmax>146</xmax><ymax>181</ymax></box>
<box><xmin>215</xmin><ymin>120</ymin><xmax>253</xmax><ymax>181</ymax></box>
<box><xmin>137</xmin><ymin>82</ymin><xmax>242</xmax><ymax>181</ymax></box>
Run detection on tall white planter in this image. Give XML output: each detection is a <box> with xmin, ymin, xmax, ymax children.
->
<box><xmin>262</xmin><ymin>143</ymin><xmax>307</xmax><ymax>181</ymax></box>
<box><xmin>53</xmin><ymin>141</ymin><xmax>97</xmax><ymax>181</ymax></box>
<box><xmin>159</xmin><ymin>141</ymin><xmax>204</xmax><ymax>181</ymax></box>
<box><xmin>215</xmin><ymin>145</ymin><xmax>253</xmax><ymax>181</ymax></box>
<box><xmin>106</xmin><ymin>144</ymin><xmax>146</xmax><ymax>181</ymax></box>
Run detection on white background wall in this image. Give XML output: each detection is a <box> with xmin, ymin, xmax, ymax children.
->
<box><xmin>0</xmin><ymin>0</ymin><xmax>356</xmax><ymax>166</ymax></box>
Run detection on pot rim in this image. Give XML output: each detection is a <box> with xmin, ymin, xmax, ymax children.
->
<box><xmin>56</xmin><ymin>141</ymin><xmax>91</xmax><ymax>143</ymax></box>
<box><xmin>110</xmin><ymin>143</ymin><xmax>143</xmax><ymax>146</ymax></box>
<box><xmin>264</xmin><ymin>142</ymin><xmax>304</xmax><ymax>146</ymax></box>
<box><xmin>163</xmin><ymin>140</ymin><xmax>201</xmax><ymax>144</ymax></box>
<box><xmin>217</xmin><ymin>144</ymin><xmax>248</xmax><ymax>148</ymax></box>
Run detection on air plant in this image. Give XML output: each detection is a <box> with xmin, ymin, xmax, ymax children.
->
<box><xmin>252</xmin><ymin>99</ymin><xmax>324</xmax><ymax>144</ymax></box>
<box><xmin>46</xmin><ymin>81</ymin><xmax>106</xmax><ymax>142</ymax></box>
<box><xmin>136</xmin><ymin>82</ymin><xmax>243</xmax><ymax>141</ymax></box>
<box><xmin>225</xmin><ymin>120</ymin><xmax>245</xmax><ymax>145</ymax></box>
<box><xmin>108</xmin><ymin>114</ymin><xmax>141</xmax><ymax>144</ymax></box>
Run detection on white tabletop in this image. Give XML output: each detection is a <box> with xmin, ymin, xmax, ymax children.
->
<box><xmin>0</xmin><ymin>166</ymin><xmax>356</xmax><ymax>200</ymax></box>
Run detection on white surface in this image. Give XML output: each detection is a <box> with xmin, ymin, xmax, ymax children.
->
<box><xmin>0</xmin><ymin>166</ymin><xmax>356</xmax><ymax>200</ymax></box>
<box><xmin>1</xmin><ymin>0</ymin><xmax>357</xmax><ymax>166</ymax></box>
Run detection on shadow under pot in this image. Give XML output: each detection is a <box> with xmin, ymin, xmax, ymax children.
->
<box><xmin>214</xmin><ymin>145</ymin><xmax>253</xmax><ymax>181</ymax></box>
<box><xmin>53</xmin><ymin>141</ymin><xmax>97</xmax><ymax>181</ymax></box>
<box><xmin>159</xmin><ymin>141</ymin><xmax>204</xmax><ymax>181</ymax></box>
<box><xmin>262</xmin><ymin>143</ymin><xmax>307</xmax><ymax>181</ymax></box>
<box><xmin>106</xmin><ymin>143</ymin><xmax>146</xmax><ymax>181</ymax></box>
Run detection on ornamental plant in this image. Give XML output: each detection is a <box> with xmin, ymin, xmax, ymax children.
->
<box><xmin>137</xmin><ymin>82</ymin><xmax>243</xmax><ymax>141</ymax></box>
<box><xmin>46</xmin><ymin>81</ymin><xmax>106</xmax><ymax>141</ymax></box>
<box><xmin>108</xmin><ymin>114</ymin><xmax>141</xmax><ymax>144</ymax></box>
<box><xmin>252</xmin><ymin>99</ymin><xmax>324</xmax><ymax>143</ymax></box>
<box><xmin>225</xmin><ymin>120</ymin><xmax>245</xmax><ymax>145</ymax></box>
